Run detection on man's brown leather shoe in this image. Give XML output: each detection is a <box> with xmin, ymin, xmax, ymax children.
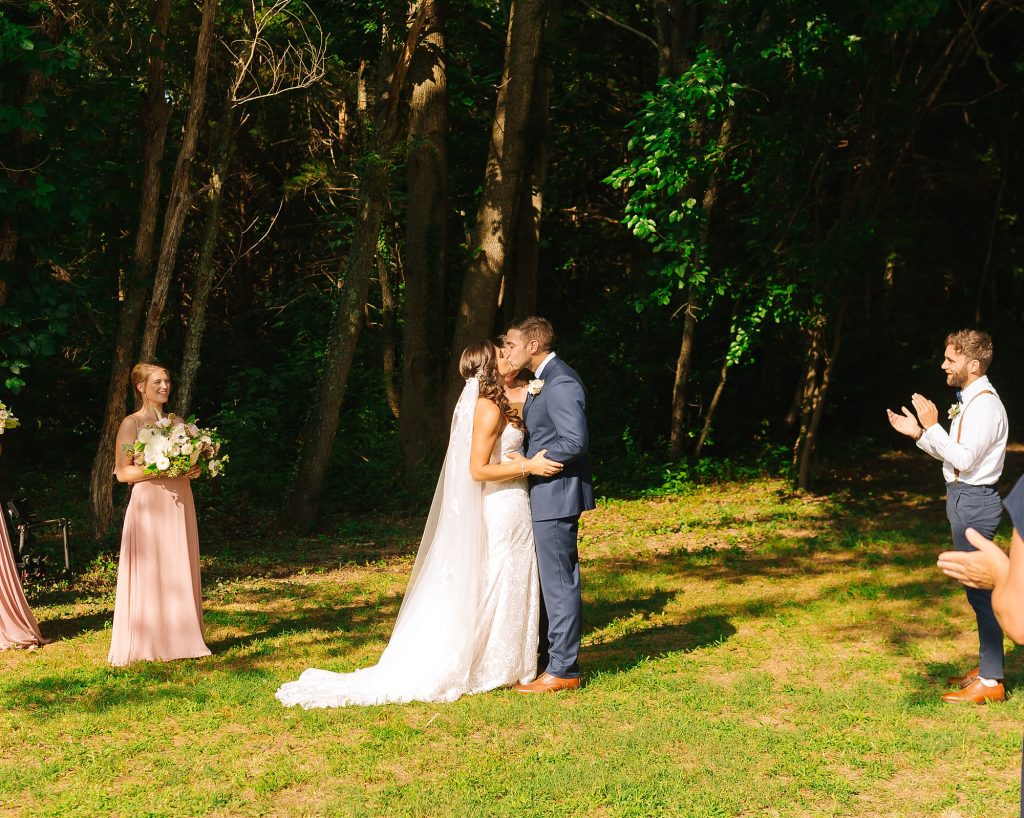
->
<box><xmin>514</xmin><ymin>672</ymin><xmax>581</xmax><ymax>694</ymax></box>
<box><xmin>945</xmin><ymin>666</ymin><xmax>980</xmax><ymax>688</ymax></box>
<box><xmin>941</xmin><ymin>678</ymin><xmax>1005</xmax><ymax>705</ymax></box>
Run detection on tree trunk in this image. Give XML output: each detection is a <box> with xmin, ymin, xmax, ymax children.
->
<box><xmin>377</xmin><ymin>250</ymin><xmax>401</xmax><ymax>419</ymax></box>
<box><xmin>654</xmin><ymin>0</ymin><xmax>700</xmax><ymax>78</ymax></box>
<box><xmin>792</xmin><ymin>322</ymin><xmax>823</xmax><ymax>473</ymax></box>
<box><xmin>280</xmin><ymin>5</ymin><xmax>428</xmax><ymax>529</ymax></box>
<box><xmin>399</xmin><ymin>0</ymin><xmax>448</xmax><ymax>468</ymax></box>
<box><xmin>508</xmin><ymin>0</ymin><xmax>557</xmax><ymax>322</ymax></box>
<box><xmin>693</xmin><ymin>355</ymin><xmax>727</xmax><ymax>460</ymax></box>
<box><xmin>139</xmin><ymin>0</ymin><xmax>220</xmax><ymax>362</ymax></box>
<box><xmin>280</xmin><ymin>159</ymin><xmax>390</xmax><ymax>529</ymax></box>
<box><xmin>445</xmin><ymin>0</ymin><xmax>548</xmax><ymax>410</ymax></box>
<box><xmin>88</xmin><ymin>0</ymin><xmax>173</xmax><ymax>539</ymax></box>
<box><xmin>795</xmin><ymin>299</ymin><xmax>848</xmax><ymax>490</ymax></box>
<box><xmin>176</xmin><ymin>100</ymin><xmax>238</xmax><ymax>419</ymax></box>
<box><xmin>693</xmin><ymin>303</ymin><xmax>739</xmax><ymax>460</ymax></box>
<box><xmin>665</xmin><ymin>53</ymin><xmax>731</xmax><ymax>461</ymax></box>
<box><xmin>669</xmin><ymin>288</ymin><xmax>698</xmax><ymax>460</ymax></box>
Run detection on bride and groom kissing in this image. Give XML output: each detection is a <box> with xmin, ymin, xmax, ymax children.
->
<box><xmin>276</xmin><ymin>316</ymin><xmax>596</xmax><ymax>707</ymax></box>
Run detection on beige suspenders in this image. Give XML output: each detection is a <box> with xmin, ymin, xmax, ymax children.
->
<box><xmin>953</xmin><ymin>390</ymin><xmax>994</xmax><ymax>481</ymax></box>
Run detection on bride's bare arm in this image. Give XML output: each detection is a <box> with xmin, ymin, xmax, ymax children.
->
<box><xmin>469</xmin><ymin>399</ymin><xmax>563</xmax><ymax>482</ymax></box>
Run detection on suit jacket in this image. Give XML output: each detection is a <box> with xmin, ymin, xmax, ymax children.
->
<box><xmin>523</xmin><ymin>356</ymin><xmax>596</xmax><ymax>521</ymax></box>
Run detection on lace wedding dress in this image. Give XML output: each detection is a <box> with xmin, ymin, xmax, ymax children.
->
<box><xmin>275</xmin><ymin>379</ymin><xmax>539</xmax><ymax>708</ymax></box>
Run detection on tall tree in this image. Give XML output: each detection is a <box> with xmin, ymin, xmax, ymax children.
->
<box><xmin>88</xmin><ymin>0</ymin><xmax>173</xmax><ymax>538</ymax></box>
<box><xmin>176</xmin><ymin>0</ymin><xmax>327</xmax><ymax>416</ymax></box>
<box><xmin>280</xmin><ymin>3</ymin><xmax>428</xmax><ymax>529</ymax></box>
<box><xmin>445</xmin><ymin>0</ymin><xmax>549</xmax><ymax>410</ymax></box>
<box><xmin>399</xmin><ymin>0</ymin><xmax>449</xmax><ymax>468</ymax></box>
<box><xmin>138</xmin><ymin>0</ymin><xmax>220</xmax><ymax>362</ymax></box>
<box><xmin>507</xmin><ymin>0</ymin><xmax>559</xmax><ymax>321</ymax></box>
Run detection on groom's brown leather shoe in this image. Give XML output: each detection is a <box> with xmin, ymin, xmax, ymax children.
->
<box><xmin>941</xmin><ymin>678</ymin><xmax>1005</xmax><ymax>704</ymax></box>
<box><xmin>945</xmin><ymin>666</ymin><xmax>980</xmax><ymax>688</ymax></box>
<box><xmin>514</xmin><ymin>672</ymin><xmax>581</xmax><ymax>694</ymax></box>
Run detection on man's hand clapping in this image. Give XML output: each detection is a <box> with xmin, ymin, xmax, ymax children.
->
<box><xmin>910</xmin><ymin>393</ymin><xmax>939</xmax><ymax>429</ymax></box>
<box><xmin>886</xmin><ymin>392</ymin><xmax>938</xmax><ymax>440</ymax></box>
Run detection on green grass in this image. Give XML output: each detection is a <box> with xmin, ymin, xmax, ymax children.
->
<box><xmin>2</xmin><ymin>450</ymin><xmax>1023</xmax><ymax>817</ymax></box>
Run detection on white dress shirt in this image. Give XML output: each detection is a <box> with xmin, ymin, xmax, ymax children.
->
<box><xmin>534</xmin><ymin>352</ymin><xmax>557</xmax><ymax>379</ymax></box>
<box><xmin>917</xmin><ymin>375</ymin><xmax>1008</xmax><ymax>486</ymax></box>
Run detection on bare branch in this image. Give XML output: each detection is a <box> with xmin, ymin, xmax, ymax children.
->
<box><xmin>581</xmin><ymin>1</ymin><xmax>659</xmax><ymax>51</ymax></box>
<box><xmin>222</xmin><ymin>0</ymin><xmax>328</xmax><ymax>107</ymax></box>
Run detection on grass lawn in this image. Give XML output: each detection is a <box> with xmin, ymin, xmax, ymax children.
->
<box><xmin>2</xmin><ymin>450</ymin><xmax>1023</xmax><ymax>817</ymax></box>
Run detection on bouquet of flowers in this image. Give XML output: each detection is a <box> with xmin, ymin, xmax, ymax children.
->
<box><xmin>125</xmin><ymin>414</ymin><xmax>228</xmax><ymax>478</ymax></box>
<box><xmin>0</xmin><ymin>401</ymin><xmax>19</xmax><ymax>434</ymax></box>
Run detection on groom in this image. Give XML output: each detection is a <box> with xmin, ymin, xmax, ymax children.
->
<box><xmin>505</xmin><ymin>317</ymin><xmax>595</xmax><ymax>693</ymax></box>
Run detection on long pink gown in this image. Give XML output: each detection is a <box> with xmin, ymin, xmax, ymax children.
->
<box><xmin>0</xmin><ymin>520</ymin><xmax>44</xmax><ymax>650</ymax></box>
<box><xmin>108</xmin><ymin>477</ymin><xmax>211</xmax><ymax>666</ymax></box>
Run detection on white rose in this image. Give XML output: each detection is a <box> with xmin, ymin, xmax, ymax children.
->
<box><xmin>181</xmin><ymin>442</ymin><xmax>194</xmax><ymax>456</ymax></box>
<box><xmin>138</xmin><ymin>427</ymin><xmax>156</xmax><ymax>443</ymax></box>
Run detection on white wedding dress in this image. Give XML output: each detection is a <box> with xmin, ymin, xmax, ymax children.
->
<box><xmin>276</xmin><ymin>379</ymin><xmax>539</xmax><ymax>708</ymax></box>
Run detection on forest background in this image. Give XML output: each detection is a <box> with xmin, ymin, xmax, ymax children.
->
<box><xmin>1</xmin><ymin>0</ymin><xmax>1023</xmax><ymax>547</ymax></box>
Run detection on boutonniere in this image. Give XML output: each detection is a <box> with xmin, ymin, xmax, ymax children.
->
<box><xmin>948</xmin><ymin>402</ymin><xmax>962</xmax><ymax>420</ymax></box>
<box><xmin>527</xmin><ymin>379</ymin><xmax>545</xmax><ymax>397</ymax></box>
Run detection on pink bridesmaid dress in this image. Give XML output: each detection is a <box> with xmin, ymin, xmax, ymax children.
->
<box><xmin>0</xmin><ymin>517</ymin><xmax>44</xmax><ymax>650</ymax></box>
<box><xmin>108</xmin><ymin>476</ymin><xmax>211</xmax><ymax>666</ymax></box>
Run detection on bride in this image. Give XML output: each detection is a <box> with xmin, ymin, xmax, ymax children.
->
<box><xmin>276</xmin><ymin>342</ymin><xmax>563</xmax><ymax>707</ymax></box>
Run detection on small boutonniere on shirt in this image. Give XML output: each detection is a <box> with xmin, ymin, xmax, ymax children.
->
<box><xmin>527</xmin><ymin>379</ymin><xmax>545</xmax><ymax>397</ymax></box>
<box><xmin>948</xmin><ymin>402</ymin><xmax>962</xmax><ymax>421</ymax></box>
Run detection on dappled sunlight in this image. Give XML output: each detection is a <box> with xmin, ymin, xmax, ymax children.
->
<box><xmin>4</xmin><ymin>468</ymin><xmax>1024</xmax><ymax>816</ymax></box>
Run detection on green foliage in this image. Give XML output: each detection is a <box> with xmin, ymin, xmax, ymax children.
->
<box><xmin>1</xmin><ymin>0</ymin><xmax>1024</xmax><ymax>525</ymax></box>
<box><xmin>606</xmin><ymin>48</ymin><xmax>739</xmax><ymax>311</ymax></box>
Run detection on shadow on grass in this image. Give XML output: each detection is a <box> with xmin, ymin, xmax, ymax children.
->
<box><xmin>584</xmin><ymin>589</ymin><xmax>677</xmax><ymax>634</ymax></box>
<box><xmin>0</xmin><ymin>660</ymin><xmax>283</xmax><ymax>716</ymax></box>
<box><xmin>40</xmin><ymin>610</ymin><xmax>110</xmax><ymax>642</ymax></box>
<box><xmin>583</xmin><ymin>614</ymin><xmax>737</xmax><ymax>675</ymax></box>
<box><xmin>3</xmin><ymin>591</ymin><xmax>402</xmax><ymax>715</ymax></box>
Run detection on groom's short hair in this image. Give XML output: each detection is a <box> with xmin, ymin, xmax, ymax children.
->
<box><xmin>946</xmin><ymin>329</ymin><xmax>994</xmax><ymax>373</ymax></box>
<box><xmin>510</xmin><ymin>316</ymin><xmax>555</xmax><ymax>351</ymax></box>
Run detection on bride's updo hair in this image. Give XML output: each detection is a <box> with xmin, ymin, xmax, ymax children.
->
<box><xmin>459</xmin><ymin>342</ymin><xmax>525</xmax><ymax>431</ymax></box>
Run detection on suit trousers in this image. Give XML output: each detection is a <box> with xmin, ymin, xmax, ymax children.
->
<box><xmin>946</xmin><ymin>482</ymin><xmax>1004</xmax><ymax>680</ymax></box>
<box><xmin>533</xmin><ymin>516</ymin><xmax>582</xmax><ymax>679</ymax></box>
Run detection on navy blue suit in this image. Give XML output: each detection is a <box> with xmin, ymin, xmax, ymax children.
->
<box><xmin>523</xmin><ymin>355</ymin><xmax>596</xmax><ymax>678</ymax></box>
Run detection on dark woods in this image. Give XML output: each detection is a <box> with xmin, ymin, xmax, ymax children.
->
<box><xmin>1</xmin><ymin>0</ymin><xmax>1023</xmax><ymax>538</ymax></box>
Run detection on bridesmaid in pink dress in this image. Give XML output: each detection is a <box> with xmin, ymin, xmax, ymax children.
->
<box><xmin>0</xmin><ymin>442</ymin><xmax>45</xmax><ymax>651</ymax></box>
<box><xmin>108</xmin><ymin>363</ymin><xmax>210</xmax><ymax>666</ymax></box>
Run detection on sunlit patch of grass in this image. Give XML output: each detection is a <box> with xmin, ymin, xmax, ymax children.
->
<box><xmin>2</xmin><ymin>469</ymin><xmax>1023</xmax><ymax>816</ymax></box>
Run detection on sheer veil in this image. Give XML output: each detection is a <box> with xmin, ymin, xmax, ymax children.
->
<box><xmin>275</xmin><ymin>377</ymin><xmax>486</xmax><ymax>706</ymax></box>
<box><xmin>380</xmin><ymin>377</ymin><xmax>485</xmax><ymax>673</ymax></box>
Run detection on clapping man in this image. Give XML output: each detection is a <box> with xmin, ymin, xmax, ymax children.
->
<box><xmin>887</xmin><ymin>329</ymin><xmax>1009</xmax><ymax>704</ymax></box>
